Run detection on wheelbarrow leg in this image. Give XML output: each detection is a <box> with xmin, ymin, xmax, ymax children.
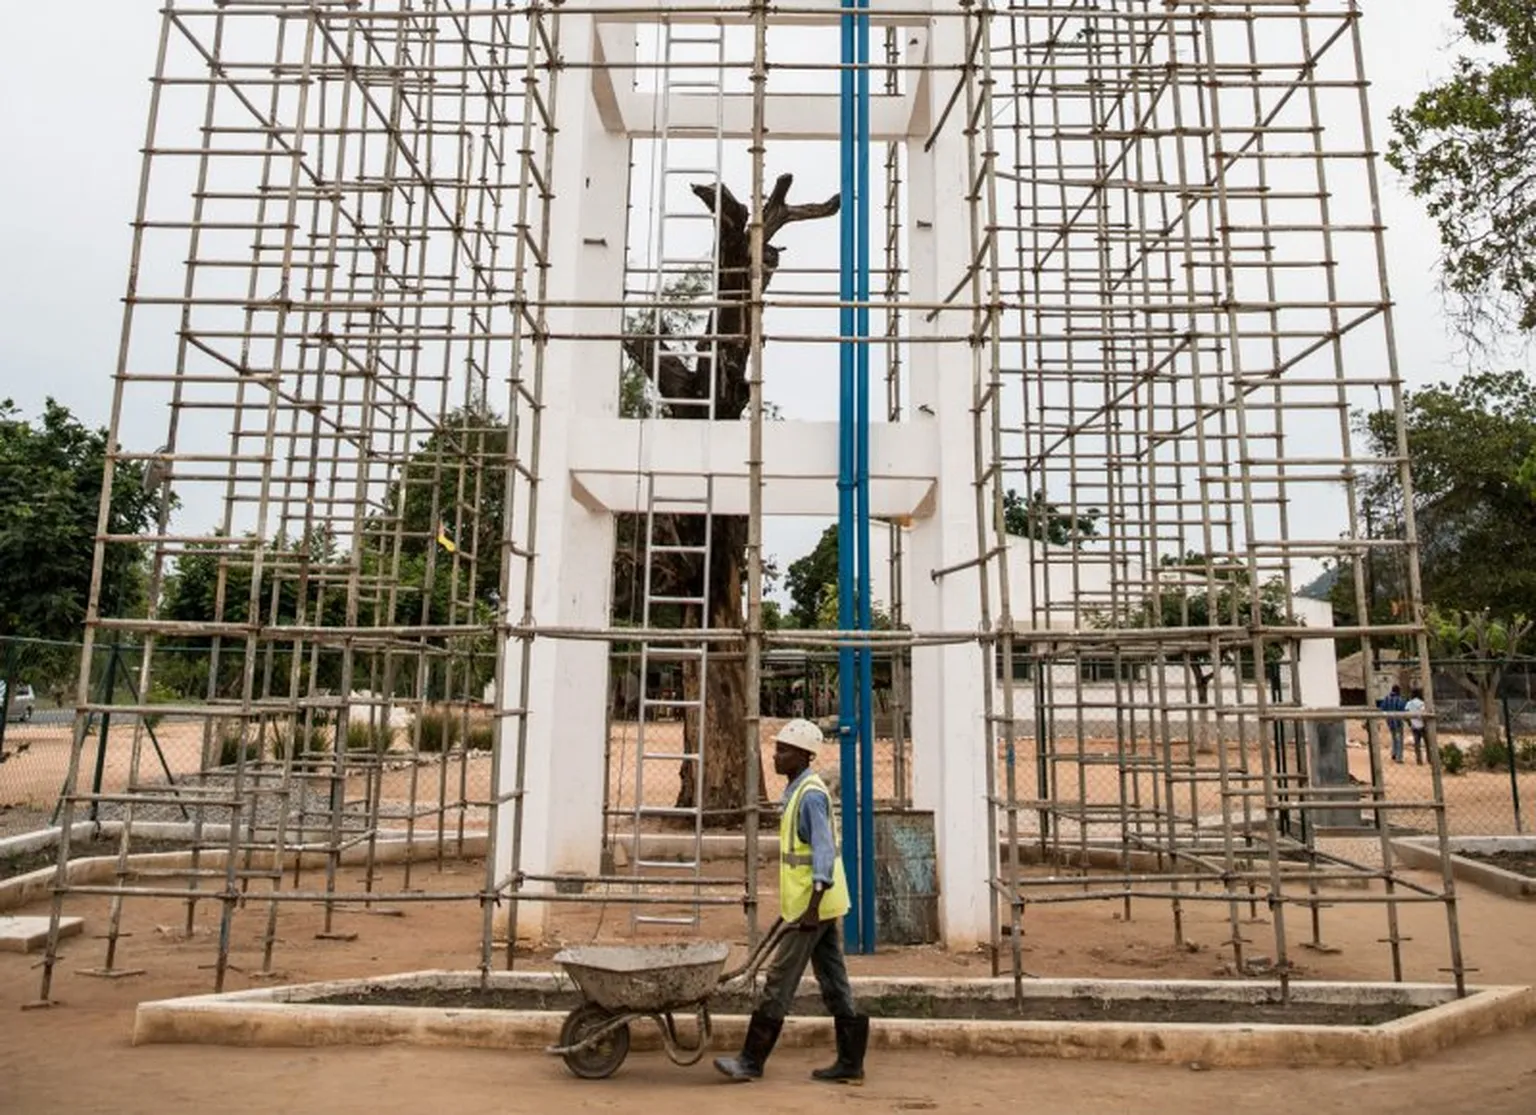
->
<box><xmin>712</xmin><ymin>1010</ymin><xmax>782</xmax><ymax>1083</ymax></box>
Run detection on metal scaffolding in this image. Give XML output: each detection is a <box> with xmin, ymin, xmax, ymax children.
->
<box><xmin>38</xmin><ymin>0</ymin><xmax>1462</xmax><ymax>1004</ymax></box>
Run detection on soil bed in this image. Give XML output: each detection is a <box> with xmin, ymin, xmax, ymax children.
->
<box><xmin>0</xmin><ymin>837</ymin><xmax>194</xmax><ymax>880</ymax></box>
<box><xmin>312</xmin><ymin>986</ymin><xmax>1422</xmax><ymax>1027</ymax></box>
<box><xmin>1458</xmin><ymin>849</ymin><xmax>1536</xmax><ymax>878</ymax></box>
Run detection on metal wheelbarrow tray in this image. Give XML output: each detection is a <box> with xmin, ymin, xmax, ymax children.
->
<box><xmin>547</xmin><ymin>923</ymin><xmax>786</xmax><ymax>1079</ymax></box>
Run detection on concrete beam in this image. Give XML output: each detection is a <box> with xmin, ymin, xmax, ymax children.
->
<box><xmin>569</xmin><ymin>417</ymin><xmax>937</xmax><ymax>516</ymax></box>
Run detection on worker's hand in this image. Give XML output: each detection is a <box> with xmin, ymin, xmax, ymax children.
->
<box><xmin>798</xmin><ymin>890</ymin><xmax>824</xmax><ymax>931</ymax></box>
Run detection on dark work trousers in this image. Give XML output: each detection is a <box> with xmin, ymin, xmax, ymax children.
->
<box><xmin>757</xmin><ymin>917</ymin><xmax>858</xmax><ymax>1022</ymax></box>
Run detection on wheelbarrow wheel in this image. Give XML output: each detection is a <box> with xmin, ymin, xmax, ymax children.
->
<box><xmin>558</xmin><ymin>1003</ymin><xmax>630</xmax><ymax>1079</ymax></box>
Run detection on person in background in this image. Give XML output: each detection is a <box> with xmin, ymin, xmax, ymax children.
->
<box><xmin>1378</xmin><ymin>684</ymin><xmax>1408</xmax><ymax>763</ymax></box>
<box><xmin>1405</xmin><ymin>687</ymin><xmax>1427</xmax><ymax>765</ymax></box>
<box><xmin>713</xmin><ymin>718</ymin><xmax>869</xmax><ymax>1086</ymax></box>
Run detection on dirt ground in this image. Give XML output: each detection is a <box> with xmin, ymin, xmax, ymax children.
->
<box><xmin>3</xmin><ymin>717</ymin><xmax>1534</xmax><ymax>1113</ymax></box>
<box><xmin>2</xmin><ymin>855</ymin><xmax>1535</xmax><ymax>1115</ymax></box>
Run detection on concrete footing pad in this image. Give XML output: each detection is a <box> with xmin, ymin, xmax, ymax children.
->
<box><xmin>132</xmin><ymin>970</ymin><xmax>1536</xmax><ymax>1068</ymax></box>
<box><xmin>1390</xmin><ymin>836</ymin><xmax>1536</xmax><ymax>899</ymax></box>
<box><xmin>0</xmin><ymin>915</ymin><xmax>83</xmax><ymax>953</ymax></box>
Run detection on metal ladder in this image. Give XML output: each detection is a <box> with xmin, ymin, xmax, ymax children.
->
<box><xmin>629</xmin><ymin>473</ymin><xmax>716</xmax><ymax>929</ymax></box>
<box><xmin>646</xmin><ymin>18</ymin><xmax>727</xmax><ymax>419</ymax></box>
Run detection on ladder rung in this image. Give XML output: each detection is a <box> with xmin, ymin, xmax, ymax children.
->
<box><xmin>641</xmin><ymin>750</ymin><xmax>699</xmax><ymax>762</ymax></box>
<box><xmin>634</xmin><ymin>915</ymin><xmax>701</xmax><ymax>926</ymax></box>
<box><xmin>642</xmin><ymin>646</ymin><xmax>706</xmax><ymax>659</ymax></box>
<box><xmin>648</xmin><ymin>595</ymin><xmax>708</xmax><ymax>606</ymax></box>
<box><xmin>642</xmin><ymin>700</ymin><xmax>703</xmax><ymax>711</ymax></box>
<box><xmin>650</xmin><ymin>545</ymin><xmax>709</xmax><ymax>556</ymax></box>
<box><xmin>636</xmin><ymin>806</ymin><xmax>703</xmax><ymax>818</ymax></box>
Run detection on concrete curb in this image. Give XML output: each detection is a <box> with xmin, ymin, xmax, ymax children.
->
<box><xmin>1390</xmin><ymin>836</ymin><xmax>1536</xmax><ymax>900</ymax></box>
<box><xmin>0</xmin><ymin>824</ymin><xmax>487</xmax><ymax>913</ymax></box>
<box><xmin>131</xmin><ymin>970</ymin><xmax>1536</xmax><ymax>1068</ymax></box>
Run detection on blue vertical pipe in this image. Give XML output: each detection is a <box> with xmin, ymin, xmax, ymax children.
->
<box><xmin>853</xmin><ymin>0</ymin><xmax>876</xmax><ymax>954</ymax></box>
<box><xmin>837</xmin><ymin>0</ymin><xmax>862</xmax><ymax>951</ymax></box>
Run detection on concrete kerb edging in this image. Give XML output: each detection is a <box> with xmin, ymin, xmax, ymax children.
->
<box><xmin>1389</xmin><ymin>836</ymin><xmax>1536</xmax><ymax>900</ymax></box>
<box><xmin>0</xmin><ymin>823</ymin><xmax>488</xmax><ymax>913</ymax></box>
<box><xmin>131</xmin><ymin>970</ymin><xmax>1536</xmax><ymax>1068</ymax></box>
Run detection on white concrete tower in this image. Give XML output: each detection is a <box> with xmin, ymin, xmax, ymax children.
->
<box><xmin>497</xmin><ymin>0</ymin><xmax>996</xmax><ymax>946</ymax></box>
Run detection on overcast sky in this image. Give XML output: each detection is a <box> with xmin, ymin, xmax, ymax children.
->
<box><xmin>0</xmin><ymin>1</ymin><xmax>1528</xmax><ymax>587</ymax></box>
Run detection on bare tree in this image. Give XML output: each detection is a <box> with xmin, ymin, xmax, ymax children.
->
<box><xmin>618</xmin><ymin>174</ymin><xmax>839</xmax><ymax>823</ymax></box>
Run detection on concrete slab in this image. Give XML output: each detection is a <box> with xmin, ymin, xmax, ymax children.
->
<box><xmin>132</xmin><ymin>969</ymin><xmax>1536</xmax><ymax>1068</ymax></box>
<box><xmin>1390</xmin><ymin>836</ymin><xmax>1536</xmax><ymax>900</ymax></box>
<box><xmin>0</xmin><ymin>915</ymin><xmax>83</xmax><ymax>953</ymax></box>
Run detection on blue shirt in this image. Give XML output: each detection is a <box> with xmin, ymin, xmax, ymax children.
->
<box><xmin>781</xmin><ymin>768</ymin><xmax>838</xmax><ymax>886</ymax></box>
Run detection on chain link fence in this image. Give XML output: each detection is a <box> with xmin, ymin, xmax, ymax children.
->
<box><xmin>0</xmin><ymin>635</ymin><xmax>499</xmax><ymax>840</ymax></box>
<box><xmin>7</xmin><ymin>637</ymin><xmax>1527</xmax><ymax>841</ymax></box>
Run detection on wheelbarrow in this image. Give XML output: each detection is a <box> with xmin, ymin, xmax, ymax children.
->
<box><xmin>547</xmin><ymin>919</ymin><xmax>789</xmax><ymax>1079</ymax></box>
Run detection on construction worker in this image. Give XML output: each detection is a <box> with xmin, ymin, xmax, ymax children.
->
<box><xmin>714</xmin><ymin>718</ymin><xmax>869</xmax><ymax>1085</ymax></box>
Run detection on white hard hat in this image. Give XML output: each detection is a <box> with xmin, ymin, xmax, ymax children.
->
<box><xmin>773</xmin><ymin>718</ymin><xmax>823</xmax><ymax>755</ymax></box>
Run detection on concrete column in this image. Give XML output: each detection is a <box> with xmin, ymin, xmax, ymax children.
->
<box><xmin>903</xmin><ymin>13</ymin><xmax>992</xmax><ymax>950</ymax></box>
<box><xmin>495</xmin><ymin>18</ymin><xmax>624</xmax><ymax>940</ymax></box>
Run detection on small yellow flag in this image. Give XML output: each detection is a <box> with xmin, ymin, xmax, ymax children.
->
<box><xmin>436</xmin><ymin>521</ymin><xmax>457</xmax><ymax>553</ymax></box>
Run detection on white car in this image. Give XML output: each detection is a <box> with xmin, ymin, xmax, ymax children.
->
<box><xmin>1</xmin><ymin>681</ymin><xmax>36</xmax><ymax>722</ymax></box>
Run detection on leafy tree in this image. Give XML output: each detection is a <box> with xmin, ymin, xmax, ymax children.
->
<box><xmin>377</xmin><ymin>401</ymin><xmax>506</xmax><ymax>612</ymax></box>
<box><xmin>0</xmin><ymin>399</ymin><xmax>157</xmax><ymax>639</ymax></box>
<box><xmin>1146</xmin><ymin>553</ymin><xmax>1292</xmax><ymax>706</ymax></box>
<box><xmin>1357</xmin><ymin>371</ymin><xmax>1536</xmax><ymax>622</ymax></box>
<box><xmin>1388</xmin><ymin>1</ymin><xmax>1536</xmax><ymax>340</ymax></box>
<box><xmin>1002</xmin><ymin>489</ymin><xmax>1101</xmax><ymax>547</ymax></box>
<box><xmin>784</xmin><ymin>525</ymin><xmax>840</xmax><ymax>630</ymax></box>
<box><xmin>1094</xmin><ymin>552</ymin><xmax>1291</xmax><ymax>749</ymax></box>
<box><xmin>1428</xmin><ymin>606</ymin><xmax>1531</xmax><ymax>747</ymax></box>
<box><xmin>159</xmin><ymin>531</ymin><xmax>353</xmax><ymax>699</ymax></box>
<box><xmin>782</xmin><ymin>495</ymin><xmax>1098</xmax><ymax>633</ymax></box>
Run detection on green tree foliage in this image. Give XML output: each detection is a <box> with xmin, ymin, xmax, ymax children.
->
<box><xmin>784</xmin><ymin>525</ymin><xmax>840</xmax><ymax>629</ymax></box>
<box><xmin>159</xmin><ymin>404</ymin><xmax>507</xmax><ymax>703</ymax></box>
<box><xmin>1358</xmin><ymin>371</ymin><xmax>1536</xmax><ymax>621</ymax></box>
<box><xmin>1002</xmin><ymin>489</ymin><xmax>1101</xmax><ymax>547</ymax></box>
<box><xmin>377</xmin><ymin>402</ymin><xmax>506</xmax><ymax>612</ymax></box>
<box><xmin>1154</xmin><ymin>554</ymin><xmax>1291</xmax><ymax>703</ymax></box>
<box><xmin>1388</xmin><ymin>1</ymin><xmax>1536</xmax><ymax>338</ymax></box>
<box><xmin>782</xmin><ymin>493</ymin><xmax>1099</xmax><ymax>631</ymax></box>
<box><xmin>1427</xmin><ymin>606</ymin><xmax>1531</xmax><ymax>747</ymax></box>
<box><xmin>1095</xmin><ymin>552</ymin><xmax>1291</xmax><ymax>709</ymax></box>
<box><xmin>0</xmin><ymin>399</ymin><xmax>157</xmax><ymax>638</ymax></box>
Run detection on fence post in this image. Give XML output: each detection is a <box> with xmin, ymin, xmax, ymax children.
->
<box><xmin>88</xmin><ymin>639</ymin><xmax>120</xmax><ymax>824</ymax></box>
<box><xmin>0</xmin><ymin>637</ymin><xmax>13</xmax><ymax>758</ymax></box>
<box><xmin>1502</xmin><ymin>695</ymin><xmax>1523</xmax><ymax>835</ymax></box>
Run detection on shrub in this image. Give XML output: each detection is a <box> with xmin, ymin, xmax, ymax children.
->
<box><xmin>217</xmin><ymin>726</ymin><xmax>258</xmax><ymax>768</ymax></box>
<box><xmin>416</xmin><ymin>710</ymin><xmax>462</xmax><ymax>754</ymax></box>
<box><xmin>142</xmin><ymin>680</ymin><xmax>178</xmax><ymax>730</ymax></box>
<box><xmin>466</xmin><ymin>723</ymin><xmax>496</xmax><ymax>752</ymax></box>
<box><xmin>1518</xmin><ymin>739</ymin><xmax>1536</xmax><ymax>772</ymax></box>
<box><xmin>1439</xmin><ymin>742</ymin><xmax>1466</xmax><ymax>776</ymax></box>
<box><xmin>1472</xmin><ymin>739</ymin><xmax>1510</xmax><ymax>771</ymax></box>
<box><xmin>268</xmin><ymin>719</ymin><xmax>332</xmax><ymax>760</ymax></box>
<box><xmin>345</xmin><ymin>720</ymin><xmax>396</xmax><ymax>754</ymax></box>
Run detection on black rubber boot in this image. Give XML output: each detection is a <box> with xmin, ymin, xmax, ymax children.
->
<box><xmin>811</xmin><ymin>1014</ymin><xmax>869</xmax><ymax>1085</ymax></box>
<box><xmin>713</xmin><ymin>1010</ymin><xmax>783</xmax><ymax>1082</ymax></box>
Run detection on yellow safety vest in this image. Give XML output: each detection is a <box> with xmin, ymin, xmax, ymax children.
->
<box><xmin>778</xmin><ymin>772</ymin><xmax>851</xmax><ymax>922</ymax></box>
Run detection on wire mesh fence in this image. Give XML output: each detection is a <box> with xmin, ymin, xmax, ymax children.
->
<box><xmin>0</xmin><ymin>635</ymin><xmax>499</xmax><ymax>842</ymax></box>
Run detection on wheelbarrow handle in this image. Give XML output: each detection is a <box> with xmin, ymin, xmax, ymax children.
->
<box><xmin>719</xmin><ymin>918</ymin><xmax>790</xmax><ymax>986</ymax></box>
